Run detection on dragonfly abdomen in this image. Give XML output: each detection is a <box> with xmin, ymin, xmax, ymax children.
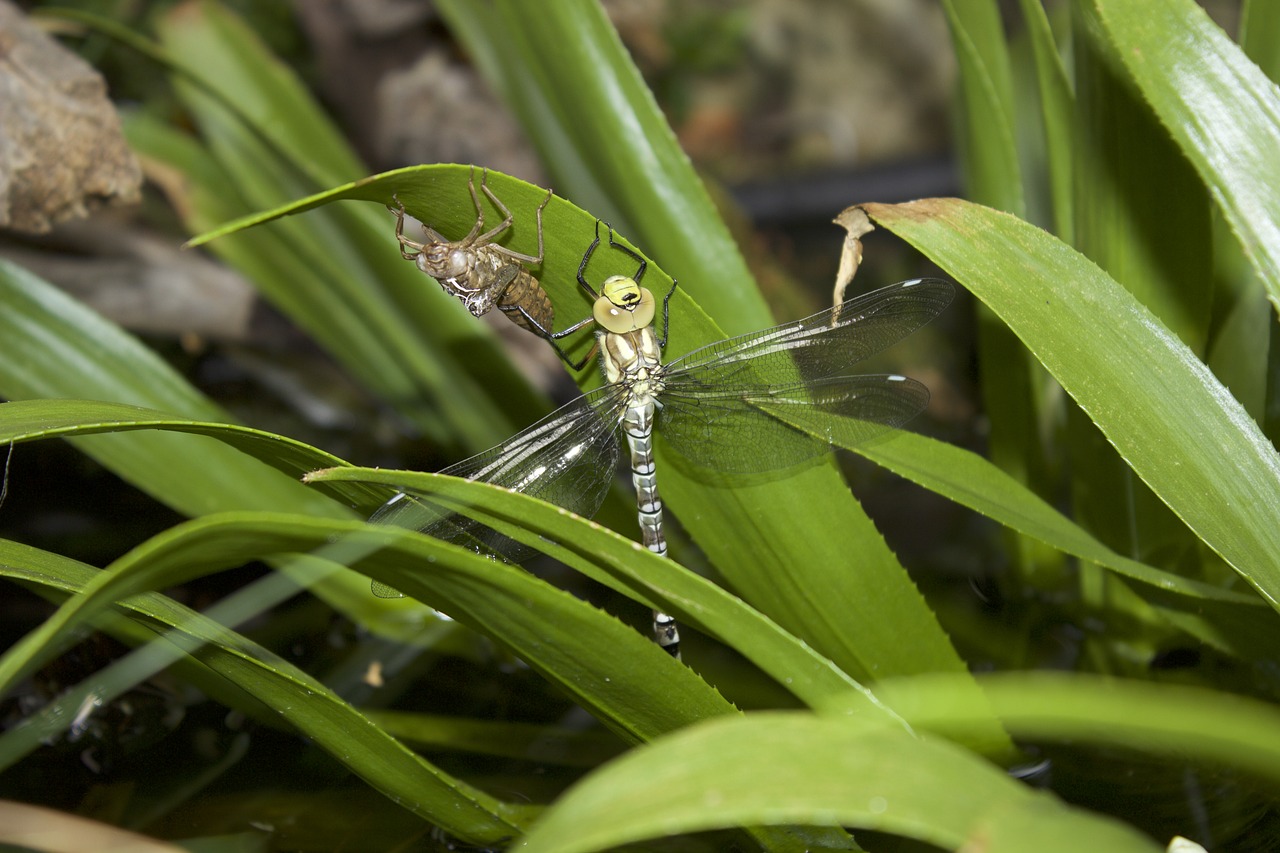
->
<box><xmin>622</xmin><ymin>403</ymin><xmax>665</xmax><ymax>557</ymax></box>
<box><xmin>621</xmin><ymin>402</ymin><xmax>678</xmax><ymax>656</ymax></box>
<box><xmin>497</xmin><ymin>268</ymin><xmax>556</xmax><ymax>334</ymax></box>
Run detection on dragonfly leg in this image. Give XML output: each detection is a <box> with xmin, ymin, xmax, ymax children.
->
<box><xmin>656</xmin><ymin>279</ymin><xmax>679</xmax><ymax>349</ymax></box>
<box><xmin>473</xmin><ymin>166</ymin><xmax>536</xmax><ymax>252</ymax></box>
<box><xmin>484</xmin><ymin>183</ymin><xmax>552</xmax><ymax>266</ymax></box>
<box><xmin>389</xmin><ymin>194</ymin><xmax>425</xmax><ymax>259</ymax></box>
<box><xmin>604</xmin><ymin>223</ymin><xmax>647</xmax><ymax>284</ymax></box>
<box><xmin>500</xmin><ymin>303</ymin><xmax>594</xmax><ymax>369</ymax></box>
<box><xmin>576</xmin><ymin>220</ymin><xmax>605</xmax><ymax>298</ymax></box>
<box><xmin>458</xmin><ymin>165</ymin><xmax>488</xmax><ymax>246</ymax></box>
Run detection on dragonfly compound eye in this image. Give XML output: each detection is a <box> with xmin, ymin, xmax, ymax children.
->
<box><xmin>594</xmin><ymin>277</ymin><xmax>656</xmax><ymax>333</ymax></box>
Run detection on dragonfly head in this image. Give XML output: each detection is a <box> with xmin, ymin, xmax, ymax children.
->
<box><xmin>594</xmin><ymin>275</ymin><xmax>656</xmax><ymax>332</ymax></box>
<box><xmin>417</xmin><ymin>243</ymin><xmax>471</xmax><ymax>281</ymax></box>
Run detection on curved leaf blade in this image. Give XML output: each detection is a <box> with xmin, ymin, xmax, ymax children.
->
<box><xmin>185</xmin><ymin>164</ymin><xmax>686</xmax><ymax>369</ymax></box>
<box><xmin>878</xmin><ymin>672</ymin><xmax>1280</xmax><ymax>789</ymax></box>
<box><xmin>514</xmin><ymin>713</ymin><xmax>1158</xmax><ymax>853</ymax></box>
<box><xmin>0</xmin><ymin>399</ymin><xmax>388</xmax><ymax>508</ymax></box>
<box><xmin>749</xmin><ymin>409</ymin><xmax>1260</xmax><ymax>606</ymax></box>
<box><xmin>0</xmin><ymin>259</ymin><xmax>338</xmax><ymax>519</ymax></box>
<box><xmin>307</xmin><ymin>466</ymin><xmax>909</xmax><ymax>727</ymax></box>
<box><xmin>864</xmin><ymin>198</ymin><xmax>1280</xmax><ymax>608</ymax></box>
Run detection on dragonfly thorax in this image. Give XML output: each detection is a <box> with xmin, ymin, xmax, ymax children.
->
<box><xmin>600</xmin><ymin>325</ymin><xmax>665</xmax><ymax>397</ymax></box>
<box><xmin>593</xmin><ymin>276</ymin><xmax>656</xmax><ymax>333</ymax></box>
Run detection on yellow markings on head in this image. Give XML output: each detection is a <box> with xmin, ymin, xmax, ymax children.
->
<box><xmin>593</xmin><ymin>275</ymin><xmax>656</xmax><ymax>332</ymax></box>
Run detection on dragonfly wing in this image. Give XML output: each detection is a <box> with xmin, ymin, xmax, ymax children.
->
<box><xmin>666</xmin><ymin>277</ymin><xmax>953</xmax><ymax>387</ymax></box>
<box><xmin>371</xmin><ymin>385</ymin><xmax>626</xmax><ymax>561</ymax></box>
<box><xmin>659</xmin><ymin>374</ymin><xmax>930</xmax><ymax>474</ymax></box>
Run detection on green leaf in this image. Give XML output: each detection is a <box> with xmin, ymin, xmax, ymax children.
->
<box><xmin>307</xmin><ymin>467</ymin><xmax>915</xmax><ymax>730</ymax></box>
<box><xmin>937</xmin><ymin>0</ymin><xmax>1024</xmax><ymax>215</ymax></box>
<box><xmin>1081</xmin><ymin>0</ymin><xmax>1280</xmax><ymax>310</ymax></box>
<box><xmin>184</xmin><ymin>163</ymin><xmax>685</xmax><ymax>372</ymax></box>
<box><xmin>1069</xmin><ymin>0</ymin><xmax>1215</xmax><ymax>574</ymax></box>
<box><xmin>943</xmin><ymin>4</ymin><xmax>1055</xmax><ymax>582</ymax></box>
<box><xmin>0</xmin><ymin>398</ymin><xmax>387</xmax><ymax>509</ymax></box>
<box><xmin>878</xmin><ymin>671</ymin><xmax>1280</xmax><ymax>789</ymax></box>
<box><xmin>0</xmin><ymin>260</ymin><xmax>337</xmax><ymax>519</ymax></box>
<box><xmin>748</xmin><ymin>417</ymin><xmax>1260</xmax><ymax>607</ymax></box>
<box><xmin>1013</xmin><ymin>0</ymin><xmax>1075</xmax><ymax>241</ymax></box>
<box><xmin>863</xmin><ymin>198</ymin><xmax>1280</xmax><ymax>609</ymax></box>
<box><xmin>1072</xmin><ymin>4</ymin><xmax>1213</xmax><ymax>356</ymax></box>
<box><xmin>514</xmin><ymin>713</ymin><xmax>1159</xmax><ymax>853</ymax></box>
<box><xmin>0</xmin><ymin>515</ymin><xmax>838</xmax><ymax>851</ymax></box>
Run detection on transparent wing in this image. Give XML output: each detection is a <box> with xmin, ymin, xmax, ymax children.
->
<box><xmin>658</xmin><ymin>374</ymin><xmax>930</xmax><ymax>473</ymax></box>
<box><xmin>665</xmin><ymin>277</ymin><xmax>953</xmax><ymax>385</ymax></box>
<box><xmin>370</xmin><ymin>384</ymin><xmax>628</xmax><ymax>565</ymax></box>
<box><xmin>655</xmin><ymin>278</ymin><xmax>950</xmax><ymax>472</ymax></box>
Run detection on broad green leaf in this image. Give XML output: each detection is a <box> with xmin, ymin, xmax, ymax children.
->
<box><xmin>864</xmin><ymin>198</ymin><xmax>1280</xmax><ymax>609</ymax></box>
<box><xmin>878</xmin><ymin>672</ymin><xmax>1280</xmax><ymax>789</ymax></box>
<box><xmin>307</xmin><ymin>467</ymin><xmax>914</xmax><ymax>731</ymax></box>
<box><xmin>1070</xmin><ymin>1</ymin><xmax>1213</xmax><ymax>574</ymax></box>
<box><xmin>0</xmin><ymin>260</ymin><xmax>336</xmax><ymax>520</ymax></box>
<box><xmin>1081</xmin><ymin>0</ymin><xmax>1280</xmax><ymax>310</ymax></box>
<box><xmin>184</xmin><ymin>164</ymin><xmax>689</xmax><ymax>373</ymax></box>
<box><xmin>0</xmin><ymin>539</ymin><xmax>535</xmax><ymax>844</ymax></box>
<box><xmin>942</xmin><ymin>2</ymin><xmax>1055</xmax><ymax>580</ymax></box>
<box><xmin>758</xmin><ymin>397</ymin><xmax>1280</xmax><ymax>660</ymax></box>
<box><xmin>1073</xmin><ymin>3</ymin><xmax>1213</xmax><ymax>357</ymax></box>
<box><xmin>515</xmin><ymin>713</ymin><xmax>1159</xmax><ymax>853</ymax></box>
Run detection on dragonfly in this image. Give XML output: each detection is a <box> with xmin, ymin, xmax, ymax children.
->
<box><xmin>392</xmin><ymin>167</ymin><xmax>578</xmax><ymax>363</ymax></box>
<box><xmin>372</xmin><ymin>222</ymin><xmax>954</xmax><ymax>658</ymax></box>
